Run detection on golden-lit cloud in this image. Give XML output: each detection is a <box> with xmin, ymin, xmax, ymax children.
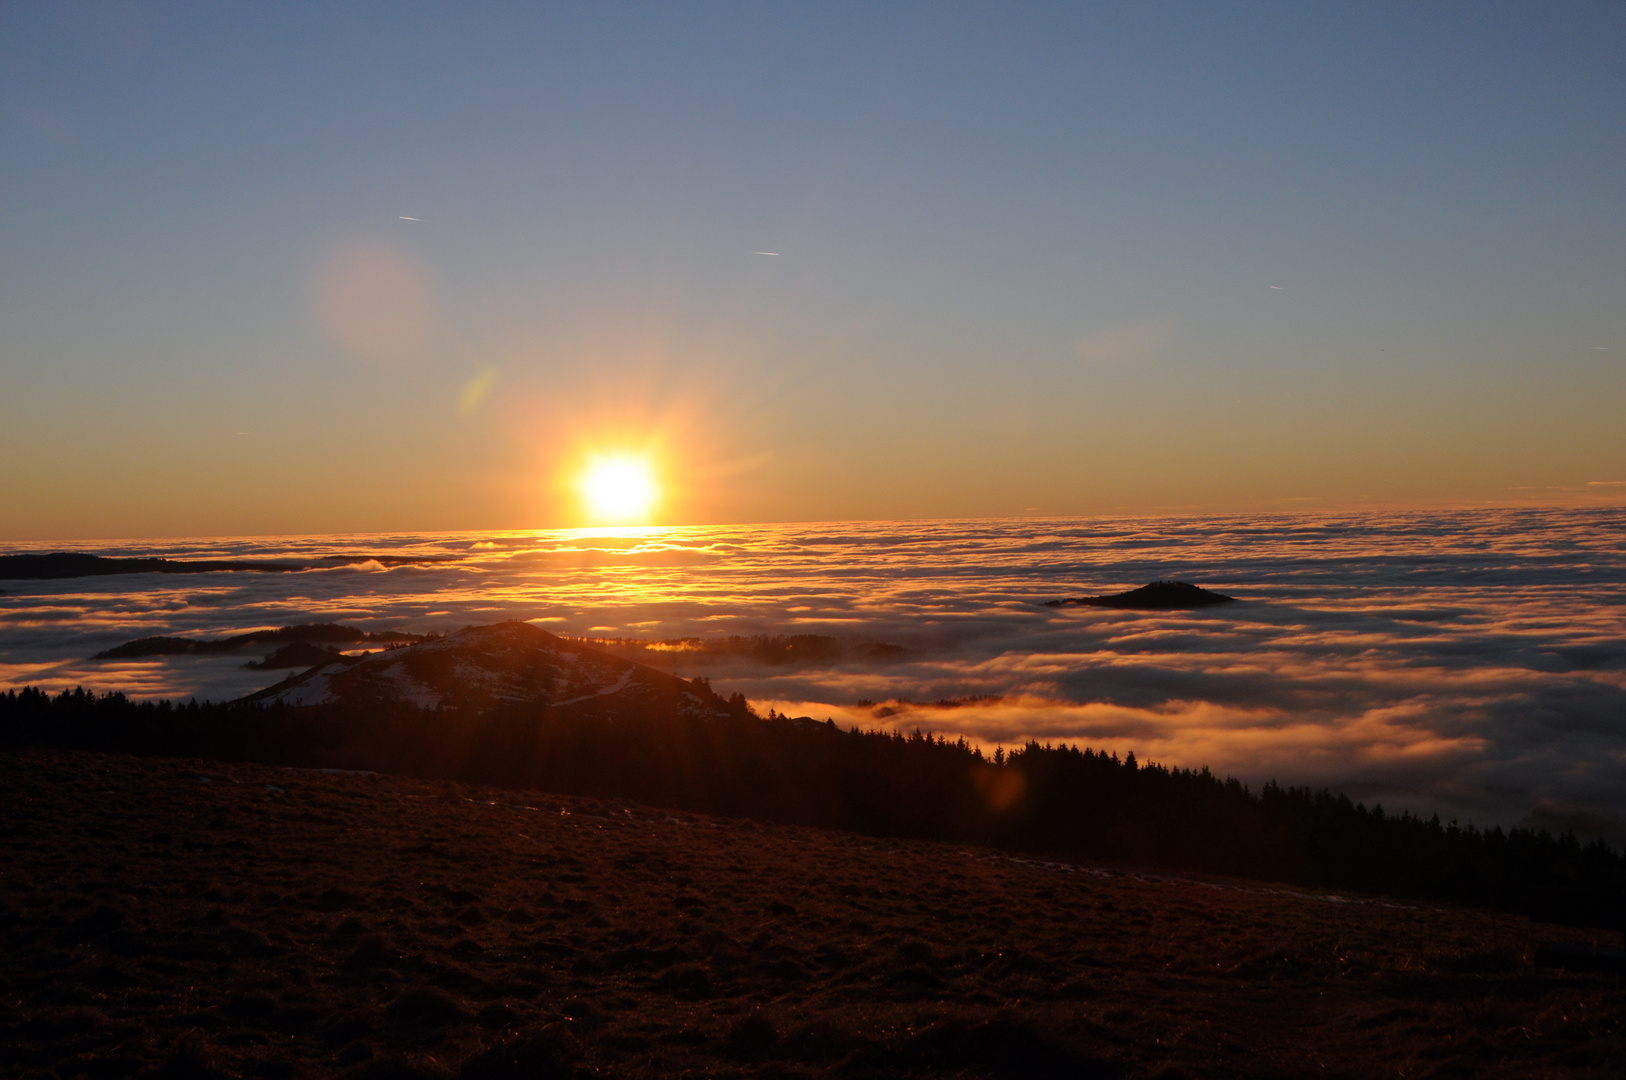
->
<box><xmin>7</xmin><ymin>510</ymin><xmax>1624</xmax><ymax>837</ymax></box>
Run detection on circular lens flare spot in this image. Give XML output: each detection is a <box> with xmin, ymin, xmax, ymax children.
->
<box><xmin>579</xmin><ymin>456</ymin><xmax>659</xmax><ymax>524</ymax></box>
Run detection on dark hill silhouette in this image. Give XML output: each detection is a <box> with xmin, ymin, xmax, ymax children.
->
<box><xmin>0</xmin><ymin>552</ymin><xmax>303</xmax><ymax>579</ymax></box>
<box><xmin>1</xmin><ymin>552</ymin><xmax>461</xmax><ymax>580</ymax></box>
<box><xmin>92</xmin><ymin>623</ymin><xmax>424</xmax><ymax>660</ymax></box>
<box><xmin>245</xmin><ymin>622</ymin><xmax>746</xmax><ymax>720</ymax></box>
<box><xmin>1046</xmin><ymin>580</ymin><xmax>1236</xmax><ymax>609</ymax></box>
<box><xmin>241</xmin><ymin>640</ymin><xmax>358</xmax><ymax>670</ymax></box>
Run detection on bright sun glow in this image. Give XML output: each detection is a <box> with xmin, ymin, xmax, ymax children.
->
<box><xmin>579</xmin><ymin>455</ymin><xmax>660</xmax><ymax>524</ymax></box>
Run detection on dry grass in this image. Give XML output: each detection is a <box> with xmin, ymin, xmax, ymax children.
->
<box><xmin>2</xmin><ymin>749</ymin><xmax>1620</xmax><ymax>1078</ymax></box>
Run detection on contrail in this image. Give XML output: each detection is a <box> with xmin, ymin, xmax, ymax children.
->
<box><xmin>399</xmin><ymin>216</ymin><xmax>421</xmax><ymax>221</ymax></box>
<box><xmin>754</xmin><ymin>251</ymin><xmax>780</xmax><ymax>256</ymax></box>
<box><xmin>1268</xmin><ymin>285</ymin><xmax>1285</xmax><ymax>290</ymax></box>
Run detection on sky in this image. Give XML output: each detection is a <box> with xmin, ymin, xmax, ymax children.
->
<box><xmin>2</xmin><ymin>2</ymin><xmax>1624</xmax><ymax>539</ymax></box>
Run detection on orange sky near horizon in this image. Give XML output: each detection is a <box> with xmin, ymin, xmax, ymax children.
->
<box><xmin>2</xmin><ymin>5</ymin><xmax>1623</xmax><ymax>542</ymax></box>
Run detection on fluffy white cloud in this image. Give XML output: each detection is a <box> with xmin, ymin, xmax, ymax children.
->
<box><xmin>4</xmin><ymin>509</ymin><xmax>1623</xmax><ymax>838</ymax></box>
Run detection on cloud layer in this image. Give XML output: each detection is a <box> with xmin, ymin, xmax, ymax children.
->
<box><xmin>3</xmin><ymin>509</ymin><xmax>1623</xmax><ymax>839</ymax></box>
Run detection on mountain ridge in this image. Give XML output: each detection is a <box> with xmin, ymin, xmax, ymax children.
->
<box><xmin>244</xmin><ymin>621</ymin><xmax>742</xmax><ymax>723</ymax></box>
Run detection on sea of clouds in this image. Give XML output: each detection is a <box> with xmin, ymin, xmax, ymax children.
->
<box><xmin>3</xmin><ymin>509</ymin><xmax>1623</xmax><ymax>842</ymax></box>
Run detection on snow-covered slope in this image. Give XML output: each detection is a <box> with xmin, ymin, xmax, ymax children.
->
<box><xmin>241</xmin><ymin>621</ymin><xmax>734</xmax><ymax>720</ymax></box>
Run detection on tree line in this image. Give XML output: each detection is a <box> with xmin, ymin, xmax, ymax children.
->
<box><xmin>2</xmin><ymin>685</ymin><xmax>1620</xmax><ymax>931</ymax></box>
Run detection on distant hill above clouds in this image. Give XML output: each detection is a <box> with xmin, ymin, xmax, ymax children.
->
<box><xmin>93</xmin><ymin>623</ymin><xmax>424</xmax><ymax>660</ymax></box>
<box><xmin>241</xmin><ymin>640</ymin><xmax>356</xmax><ymax>670</ymax></box>
<box><xmin>1045</xmin><ymin>580</ymin><xmax>1237</xmax><ymax>610</ymax></box>
<box><xmin>243</xmin><ymin>621</ymin><xmax>741</xmax><ymax>720</ymax></box>
<box><xmin>1</xmin><ymin>552</ymin><xmax>302</xmax><ymax>579</ymax></box>
<box><xmin>1</xmin><ymin>552</ymin><xmax>457</xmax><ymax>580</ymax></box>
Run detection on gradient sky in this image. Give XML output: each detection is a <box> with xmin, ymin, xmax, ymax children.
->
<box><xmin>3</xmin><ymin>2</ymin><xmax>1624</xmax><ymax>539</ymax></box>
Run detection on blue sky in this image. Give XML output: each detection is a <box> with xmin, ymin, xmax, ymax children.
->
<box><xmin>3</xmin><ymin>2</ymin><xmax>1624</xmax><ymax>537</ymax></box>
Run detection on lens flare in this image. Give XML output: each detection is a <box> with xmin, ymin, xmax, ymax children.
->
<box><xmin>579</xmin><ymin>456</ymin><xmax>659</xmax><ymax>524</ymax></box>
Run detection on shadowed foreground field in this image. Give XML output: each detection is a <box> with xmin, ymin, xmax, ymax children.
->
<box><xmin>3</xmin><ymin>752</ymin><xmax>1620</xmax><ymax>1079</ymax></box>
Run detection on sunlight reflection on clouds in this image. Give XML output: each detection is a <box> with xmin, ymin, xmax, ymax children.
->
<box><xmin>2</xmin><ymin>509</ymin><xmax>1624</xmax><ymax>837</ymax></box>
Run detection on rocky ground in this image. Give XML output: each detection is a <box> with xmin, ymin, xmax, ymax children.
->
<box><xmin>1</xmin><ymin>750</ymin><xmax>1620</xmax><ymax>1079</ymax></box>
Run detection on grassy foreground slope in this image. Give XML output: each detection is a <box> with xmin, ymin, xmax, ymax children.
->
<box><xmin>3</xmin><ymin>684</ymin><xmax>1622</xmax><ymax>932</ymax></box>
<box><xmin>1</xmin><ymin>750</ymin><xmax>1621</xmax><ymax>1080</ymax></box>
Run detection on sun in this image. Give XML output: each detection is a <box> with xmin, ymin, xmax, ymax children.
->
<box><xmin>578</xmin><ymin>455</ymin><xmax>660</xmax><ymax>524</ymax></box>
